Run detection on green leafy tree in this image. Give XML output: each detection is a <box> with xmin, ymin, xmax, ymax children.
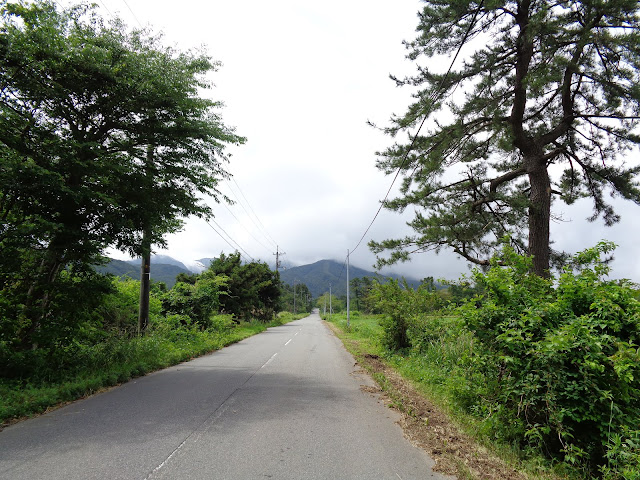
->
<box><xmin>161</xmin><ymin>274</ymin><xmax>228</xmax><ymax>328</ymax></box>
<box><xmin>349</xmin><ymin>276</ymin><xmax>379</xmax><ymax>313</ymax></box>
<box><xmin>206</xmin><ymin>253</ymin><xmax>281</xmax><ymax>321</ymax></box>
<box><xmin>315</xmin><ymin>292</ymin><xmax>344</xmax><ymax>314</ymax></box>
<box><xmin>372</xmin><ymin>0</ymin><xmax>640</xmax><ymax>277</ymax></box>
<box><xmin>0</xmin><ymin>1</ymin><xmax>243</xmax><ymax>347</ymax></box>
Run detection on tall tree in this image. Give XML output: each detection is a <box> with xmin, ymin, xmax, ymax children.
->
<box><xmin>0</xmin><ymin>0</ymin><xmax>244</xmax><ymax>347</ymax></box>
<box><xmin>371</xmin><ymin>0</ymin><xmax>640</xmax><ymax>277</ymax></box>
<box><xmin>206</xmin><ymin>253</ymin><xmax>281</xmax><ymax>321</ymax></box>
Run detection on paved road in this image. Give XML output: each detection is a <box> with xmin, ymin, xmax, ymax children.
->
<box><xmin>0</xmin><ymin>312</ymin><xmax>452</xmax><ymax>480</ymax></box>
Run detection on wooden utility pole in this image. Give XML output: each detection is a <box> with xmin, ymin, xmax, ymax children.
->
<box><xmin>137</xmin><ymin>243</ymin><xmax>151</xmax><ymax>334</ymax></box>
<box><xmin>138</xmin><ymin>146</ymin><xmax>153</xmax><ymax>335</ymax></box>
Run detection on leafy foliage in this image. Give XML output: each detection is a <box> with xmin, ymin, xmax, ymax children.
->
<box><xmin>366</xmin><ymin>241</ymin><xmax>640</xmax><ymax>476</ymax></box>
<box><xmin>372</xmin><ymin>278</ymin><xmax>446</xmax><ymax>351</ymax></box>
<box><xmin>202</xmin><ymin>253</ymin><xmax>281</xmax><ymax>322</ymax></box>
<box><xmin>460</xmin><ymin>242</ymin><xmax>640</xmax><ymax>471</ymax></box>
<box><xmin>0</xmin><ymin>0</ymin><xmax>243</xmax><ymax>350</ymax></box>
<box><xmin>162</xmin><ymin>274</ymin><xmax>228</xmax><ymax>328</ymax></box>
<box><xmin>279</xmin><ymin>281</ymin><xmax>313</xmax><ymax>314</ymax></box>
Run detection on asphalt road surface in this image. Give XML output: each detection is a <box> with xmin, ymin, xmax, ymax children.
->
<box><xmin>0</xmin><ymin>311</ymin><xmax>453</xmax><ymax>480</ymax></box>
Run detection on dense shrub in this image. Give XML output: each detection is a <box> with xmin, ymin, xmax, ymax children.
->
<box><xmin>372</xmin><ymin>279</ymin><xmax>445</xmax><ymax>351</ymax></box>
<box><xmin>161</xmin><ymin>275</ymin><xmax>228</xmax><ymax>328</ymax></box>
<box><xmin>100</xmin><ymin>278</ymin><xmax>163</xmax><ymax>335</ymax></box>
<box><xmin>460</xmin><ymin>242</ymin><xmax>640</xmax><ymax>472</ymax></box>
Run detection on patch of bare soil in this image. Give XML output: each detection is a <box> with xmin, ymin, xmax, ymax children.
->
<box><xmin>325</xmin><ymin>321</ymin><xmax>527</xmax><ymax>480</ymax></box>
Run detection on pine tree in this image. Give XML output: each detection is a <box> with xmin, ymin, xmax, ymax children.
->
<box><xmin>372</xmin><ymin>0</ymin><xmax>640</xmax><ymax>277</ymax></box>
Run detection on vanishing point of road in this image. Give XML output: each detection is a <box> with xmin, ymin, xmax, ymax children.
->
<box><xmin>0</xmin><ymin>311</ymin><xmax>452</xmax><ymax>480</ymax></box>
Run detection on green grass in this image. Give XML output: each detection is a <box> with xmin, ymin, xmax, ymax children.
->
<box><xmin>0</xmin><ymin>313</ymin><xmax>307</xmax><ymax>426</ymax></box>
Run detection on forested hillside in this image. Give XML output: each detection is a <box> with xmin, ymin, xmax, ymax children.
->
<box><xmin>279</xmin><ymin>259</ymin><xmax>424</xmax><ymax>297</ymax></box>
<box><xmin>96</xmin><ymin>258</ymin><xmax>193</xmax><ymax>288</ymax></box>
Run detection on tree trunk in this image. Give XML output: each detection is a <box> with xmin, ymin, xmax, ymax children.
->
<box><xmin>527</xmin><ymin>159</ymin><xmax>552</xmax><ymax>278</ymax></box>
<box><xmin>20</xmin><ymin>250</ymin><xmax>63</xmax><ymax>348</ymax></box>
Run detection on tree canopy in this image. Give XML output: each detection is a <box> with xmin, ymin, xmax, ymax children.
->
<box><xmin>206</xmin><ymin>253</ymin><xmax>281</xmax><ymax>322</ymax></box>
<box><xmin>371</xmin><ymin>0</ymin><xmax>640</xmax><ymax>277</ymax></box>
<box><xmin>0</xmin><ymin>0</ymin><xmax>244</xmax><ymax>348</ymax></box>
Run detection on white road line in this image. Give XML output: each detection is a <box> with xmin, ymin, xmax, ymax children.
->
<box><xmin>285</xmin><ymin>339</ymin><xmax>292</xmax><ymax>346</ymax></box>
<box><xmin>145</xmin><ymin>438</ymin><xmax>188</xmax><ymax>479</ymax></box>
<box><xmin>261</xmin><ymin>353</ymin><xmax>278</xmax><ymax>368</ymax></box>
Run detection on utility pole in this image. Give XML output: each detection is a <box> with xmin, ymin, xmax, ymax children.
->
<box><xmin>293</xmin><ymin>279</ymin><xmax>297</xmax><ymax>314</ymax></box>
<box><xmin>329</xmin><ymin>283</ymin><xmax>332</xmax><ymax>317</ymax></box>
<box><xmin>323</xmin><ymin>294</ymin><xmax>326</xmax><ymax>315</ymax></box>
<box><xmin>138</xmin><ymin>145</ymin><xmax>153</xmax><ymax>335</ymax></box>
<box><xmin>273</xmin><ymin>245</ymin><xmax>285</xmax><ymax>273</ymax></box>
<box><xmin>346</xmin><ymin>249</ymin><xmax>350</xmax><ymax>328</ymax></box>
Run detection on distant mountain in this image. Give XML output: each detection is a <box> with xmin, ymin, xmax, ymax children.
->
<box><xmin>126</xmin><ymin>255</ymin><xmax>189</xmax><ymax>271</ymax></box>
<box><xmin>197</xmin><ymin>258</ymin><xmax>215</xmax><ymax>268</ymax></box>
<box><xmin>278</xmin><ymin>259</ymin><xmax>423</xmax><ymax>298</ymax></box>
<box><xmin>96</xmin><ymin>257</ymin><xmax>192</xmax><ymax>288</ymax></box>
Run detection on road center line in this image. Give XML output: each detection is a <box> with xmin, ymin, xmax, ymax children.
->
<box><xmin>261</xmin><ymin>352</ymin><xmax>278</xmax><ymax>368</ymax></box>
<box><xmin>285</xmin><ymin>339</ymin><xmax>292</xmax><ymax>346</ymax></box>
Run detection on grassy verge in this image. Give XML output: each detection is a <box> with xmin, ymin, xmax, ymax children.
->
<box><xmin>324</xmin><ymin>312</ymin><xmax>571</xmax><ymax>480</ymax></box>
<box><xmin>0</xmin><ymin>312</ymin><xmax>307</xmax><ymax>427</ymax></box>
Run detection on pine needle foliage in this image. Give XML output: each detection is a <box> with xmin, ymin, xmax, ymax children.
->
<box><xmin>372</xmin><ymin>0</ymin><xmax>640</xmax><ymax>277</ymax></box>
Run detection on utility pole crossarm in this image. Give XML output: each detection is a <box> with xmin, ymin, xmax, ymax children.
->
<box><xmin>273</xmin><ymin>246</ymin><xmax>285</xmax><ymax>273</ymax></box>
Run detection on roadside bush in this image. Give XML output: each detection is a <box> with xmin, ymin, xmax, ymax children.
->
<box><xmin>461</xmin><ymin>242</ymin><xmax>640</xmax><ymax>473</ymax></box>
<box><xmin>601</xmin><ymin>428</ymin><xmax>640</xmax><ymax>480</ymax></box>
<box><xmin>100</xmin><ymin>278</ymin><xmax>163</xmax><ymax>335</ymax></box>
<box><xmin>372</xmin><ymin>279</ymin><xmax>445</xmax><ymax>351</ymax></box>
<box><xmin>161</xmin><ymin>275</ymin><xmax>228</xmax><ymax>329</ymax></box>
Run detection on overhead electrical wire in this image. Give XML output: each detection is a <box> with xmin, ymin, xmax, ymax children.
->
<box><xmin>224</xmin><ymin>178</ymin><xmax>278</xmax><ymax>250</ymax></box>
<box><xmin>209</xmin><ymin>217</ymin><xmax>255</xmax><ymax>261</ymax></box>
<box><xmin>220</xmin><ymin>201</ymin><xmax>274</xmax><ymax>254</ymax></box>
<box><xmin>120</xmin><ymin>0</ymin><xmax>143</xmax><ymax>28</ymax></box>
<box><xmin>231</xmin><ymin>178</ymin><xmax>278</xmax><ymax>248</ymax></box>
<box><xmin>97</xmin><ymin>0</ymin><xmax>114</xmax><ymax>19</ymax></box>
<box><xmin>205</xmin><ymin>219</ymin><xmax>254</xmax><ymax>263</ymax></box>
<box><xmin>336</xmin><ymin>0</ymin><xmax>485</xmax><ymax>283</ymax></box>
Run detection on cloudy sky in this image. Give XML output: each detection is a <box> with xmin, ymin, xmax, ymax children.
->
<box><xmin>63</xmin><ymin>0</ymin><xmax>640</xmax><ymax>282</ymax></box>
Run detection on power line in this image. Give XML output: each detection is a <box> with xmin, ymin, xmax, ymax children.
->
<box><xmin>349</xmin><ymin>0</ymin><xmax>485</xmax><ymax>256</ymax></box>
<box><xmin>204</xmin><ymin>219</ymin><xmax>254</xmax><ymax>263</ymax></box>
<box><xmin>224</xmin><ymin>178</ymin><xmax>278</xmax><ymax>250</ymax></box>
<box><xmin>97</xmin><ymin>0</ymin><xmax>115</xmax><ymax>19</ymax></box>
<box><xmin>209</xmin><ymin>217</ymin><xmax>255</xmax><ymax>262</ymax></box>
<box><xmin>120</xmin><ymin>0</ymin><xmax>143</xmax><ymax>28</ymax></box>
<box><xmin>231</xmin><ymin>178</ymin><xmax>278</xmax><ymax>247</ymax></box>
<box><xmin>220</xmin><ymin>201</ymin><xmax>273</xmax><ymax>254</ymax></box>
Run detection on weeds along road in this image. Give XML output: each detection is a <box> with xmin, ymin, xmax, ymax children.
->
<box><xmin>0</xmin><ymin>311</ymin><xmax>452</xmax><ymax>480</ymax></box>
